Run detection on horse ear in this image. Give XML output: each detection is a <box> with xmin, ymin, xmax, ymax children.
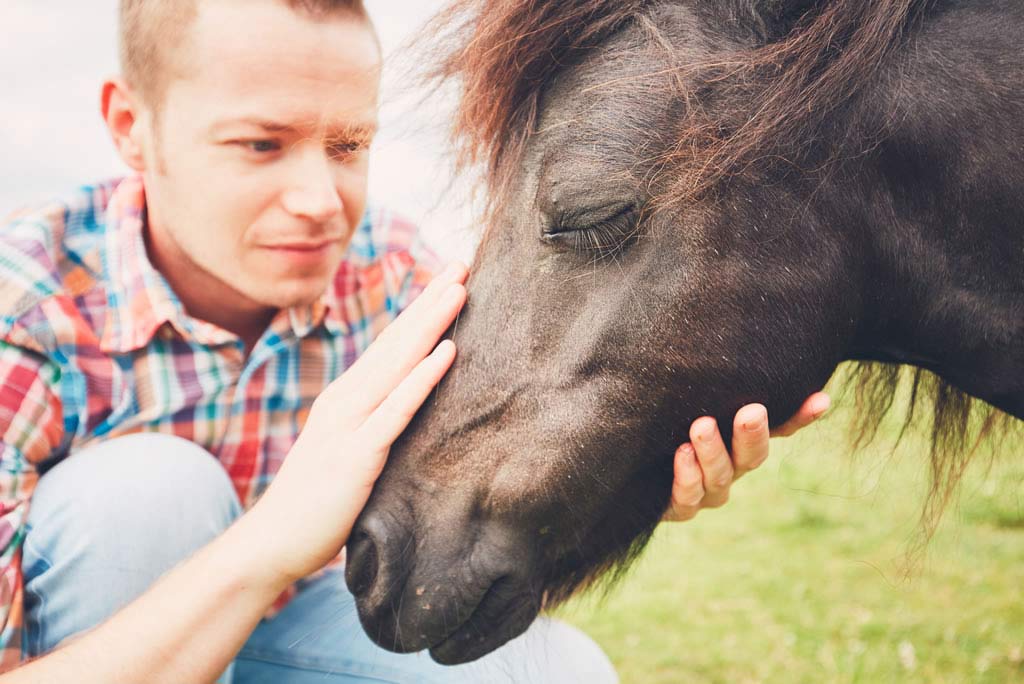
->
<box><xmin>755</xmin><ymin>0</ymin><xmax>829</xmax><ymax>40</ymax></box>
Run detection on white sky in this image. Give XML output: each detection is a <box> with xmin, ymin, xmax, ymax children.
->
<box><xmin>0</xmin><ymin>1</ymin><xmax>478</xmax><ymax>262</ymax></box>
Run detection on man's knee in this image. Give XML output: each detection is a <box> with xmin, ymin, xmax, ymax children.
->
<box><xmin>22</xmin><ymin>433</ymin><xmax>243</xmax><ymax>656</ymax></box>
<box><xmin>26</xmin><ymin>432</ymin><xmax>241</xmax><ymax>556</ymax></box>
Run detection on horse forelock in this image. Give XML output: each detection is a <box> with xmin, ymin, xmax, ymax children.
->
<box><xmin>425</xmin><ymin>0</ymin><xmax>649</xmax><ymax>203</ymax></box>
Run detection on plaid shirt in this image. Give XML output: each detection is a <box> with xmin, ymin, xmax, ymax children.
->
<box><xmin>0</xmin><ymin>176</ymin><xmax>439</xmax><ymax>668</ymax></box>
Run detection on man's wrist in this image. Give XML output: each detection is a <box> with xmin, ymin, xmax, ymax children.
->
<box><xmin>219</xmin><ymin>503</ymin><xmax>304</xmax><ymax>595</ymax></box>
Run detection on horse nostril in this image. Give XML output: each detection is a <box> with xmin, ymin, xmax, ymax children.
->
<box><xmin>345</xmin><ymin>526</ymin><xmax>379</xmax><ymax>599</ymax></box>
<box><xmin>347</xmin><ymin>511</ymin><xmax>411</xmax><ymax>601</ymax></box>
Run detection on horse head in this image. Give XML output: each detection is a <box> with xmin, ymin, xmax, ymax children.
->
<box><xmin>347</xmin><ymin>0</ymin><xmax>1024</xmax><ymax>664</ymax></box>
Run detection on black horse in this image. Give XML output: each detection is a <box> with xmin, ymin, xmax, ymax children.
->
<box><xmin>346</xmin><ymin>0</ymin><xmax>1023</xmax><ymax>664</ymax></box>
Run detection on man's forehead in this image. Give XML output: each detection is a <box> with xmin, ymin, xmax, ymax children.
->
<box><xmin>178</xmin><ymin>0</ymin><xmax>382</xmax><ymax>86</ymax></box>
<box><xmin>165</xmin><ymin>0</ymin><xmax>382</xmax><ymax>133</ymax></box>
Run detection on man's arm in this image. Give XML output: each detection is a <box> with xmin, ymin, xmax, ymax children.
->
<box><xmin>0</xmin><ymin>341</ymin><xmax>65</xmax><ymax>670</ymax></box>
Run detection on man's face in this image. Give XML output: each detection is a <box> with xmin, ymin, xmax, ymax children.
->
<box><xmin>139</xmin><ymin>0</ymin><xmax>381</xmax><ymax>311</ymax></box>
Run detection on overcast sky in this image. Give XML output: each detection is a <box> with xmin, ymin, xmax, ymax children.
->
<box><xmin>0</xmin><ymin>1</ymin><xmax>478</xmax><ymax>261</ymax></box>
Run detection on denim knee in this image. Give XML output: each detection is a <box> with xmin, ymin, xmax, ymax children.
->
<box><xmin>22</xmin><ymin>433</ymin><xmax>243</xmax><ymax>656</ymax></box>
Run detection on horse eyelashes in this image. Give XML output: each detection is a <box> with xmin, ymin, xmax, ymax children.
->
<box><xmin>571</xmin><ymin>222</ymin><xmax>636</xmax><ymax>255</ymax></box>
<box><xmin>545</xmin><ymin>206</ymin><xmax>642</xmax><ymax>257</ymax></box>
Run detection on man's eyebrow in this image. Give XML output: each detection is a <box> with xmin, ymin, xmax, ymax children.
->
<box><xmin>210</xmin><ymin>117</ymin><xmax>298</xmax><ymax>134</ymax></box>
<box><xmin>210</xmin><ymin>118</ymin><xmax>378</xmax><ymax>139</ymax></box>
<box><xmin>324</xmin><ymin>123</ymin><xmax>378</xmax><ymax>143</ymax></box>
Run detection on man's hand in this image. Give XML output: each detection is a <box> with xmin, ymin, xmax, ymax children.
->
<box><xmin>663</xmin><ymin>392</ymin><xmax>831</xmax><ymax>522</ymax></box>
<box><xmin>252</xmin><ymin>262</ymin><xmax>470</xmax><ymax>583</ymax></box>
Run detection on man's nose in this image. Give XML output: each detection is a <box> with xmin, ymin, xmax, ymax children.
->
<box><xmin>281</xmin><ymin>152</ymin><xmax>344</xmax><ymax>223</ymax></box>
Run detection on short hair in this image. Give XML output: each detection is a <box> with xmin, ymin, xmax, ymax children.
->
<box><xmin>119</xmin><ymin>0</ymin><xmax>370</xmax><ymax>107</ymax></box>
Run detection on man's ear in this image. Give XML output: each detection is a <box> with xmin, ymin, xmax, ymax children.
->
<box><xmin>101</xmin><ymin>78</ymin><xmax>148</xmax><ymax>172</ymax></box>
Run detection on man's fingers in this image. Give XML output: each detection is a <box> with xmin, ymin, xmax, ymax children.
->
<box><xmin>378</xmin><ymin>261</ymin><xmax>468</xmax><ymax>320</ymax></box>
<box><xmin>770</xmin><ymin>391</ymin><xmax>831</xmax><ymax>437</ymax></box>
<box><xmin>663</xmin><ymin>395</ymin><xmax>830</xmax><ymax>524</ymax></box>
<box><xmin>348</xmin><ymin>261</ymin><xmax>466</xmax><ymax>376</ymax></box>
<box><xmin>355</xmin><ymin>340</ymin><xmax>457</xmax><ymax>454</ymax></box>
<box><xmin>663</xmin><ymin>444</ymin><xmax>703</xmax><ymax>521</ymax></box>
<box><xmin>731</xmin><ymin>403</ymin><xmax>769</xmax><ymax>479</ymax></box>
<box><xmin>690</xmin><ymin>417</ymin><xmax>733</xmax><ymax>509</ymax></box>
<box><xmin>329</xmin><ymin>263</ymin><xmax>468</xmax><ymax>419</ymax></box>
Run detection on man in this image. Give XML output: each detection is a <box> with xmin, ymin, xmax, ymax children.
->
<box><xmin>0</xmin><ymin>0</ymin><xmax>829</xmax><ymax>681</ymax></box>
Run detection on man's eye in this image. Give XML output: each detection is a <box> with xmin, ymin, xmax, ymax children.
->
<box><xmin>328</xmin><ymin>142</ymin><xmax>362</xmax><ymax>160</ymax></box>
<box><xmin>244</xmin><ymin>140</ymin><xmax>280</xmax><ymax>153</ymax></box>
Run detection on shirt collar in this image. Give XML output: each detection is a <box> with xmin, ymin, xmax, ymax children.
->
<box><xmin>99</xmin><ymin>176</ymin><xmax>344</xmax><ymax>353</ymax></box>
<box><xmin>99</xmin><ymin>176</ymin><xmax>185</xmax><ymax>353</ymax></box>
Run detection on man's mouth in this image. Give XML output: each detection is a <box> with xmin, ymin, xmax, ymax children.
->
<box><xmin>261</xmin><ymin>240</ymin><xmax>336</xmax><ymax>265</ymax></box>
<box><xmin>264</xmin><ymin>238</ymin><xmax>336</xmax><ymax>250</ymax></box>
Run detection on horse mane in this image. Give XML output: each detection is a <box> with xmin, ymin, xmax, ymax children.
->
<box><xmin>842</xmin><ymin>363</ymin><xmax>1014</xmax><ymax>567</ymax></box>
<box><xmin>426</xmin><ymin>0</ymin><xmax>647</xmax><ymax>200</ymax></box>
<box><xmin>427</xmin><ymin>0</ymin><xmax>931</xmax><ymax>205</ymax></box>
<box><xmin>424</xmin><ymin>0</ymin><xmax>1017</xmax><ymax>581</ymax></box>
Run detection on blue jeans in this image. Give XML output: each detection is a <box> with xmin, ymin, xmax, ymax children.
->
<box><xmin>22</xmin><ymin>434</ymin><xmax>617</xmax><ymax>683</ymax></box>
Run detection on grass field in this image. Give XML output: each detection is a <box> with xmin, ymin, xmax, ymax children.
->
<box><xmin>557</xmin><ymin>384</ymin><xmax>1024</xmax><ymax>683</ymax></box>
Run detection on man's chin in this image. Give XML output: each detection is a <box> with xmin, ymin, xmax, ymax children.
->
<box><xmin>243</xmin><ymin>278</ymin><xmax>332</xmax><ymax>312</ymax></box>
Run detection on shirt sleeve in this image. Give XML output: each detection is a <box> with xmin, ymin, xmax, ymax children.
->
<box><xmin>0</xmin><ymin>340</ymin><xmax>64</xmax><ymax>670</ymax></box>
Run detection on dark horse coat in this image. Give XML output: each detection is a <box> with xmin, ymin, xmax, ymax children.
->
<box><xmin>346</xmin><ymin>0</ymin><xmax>1024</xmax><ymax>663</ymax></box>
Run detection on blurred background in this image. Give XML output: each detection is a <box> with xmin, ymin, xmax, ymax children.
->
<box><xmin>2</xmin><ymin>2</ymin><xmax>1022</xmax><ymax>682</ymax></box>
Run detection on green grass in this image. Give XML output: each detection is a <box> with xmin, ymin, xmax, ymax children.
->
<box><xmin>556</xmin><ymin>398</ymin><xmax>1024</xmax><ymax>683</ymax></box>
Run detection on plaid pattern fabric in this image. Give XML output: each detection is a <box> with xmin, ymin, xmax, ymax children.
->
<box><xmin>0</xmin><ymin>176</ymin><xmax>440</xmax><ymax>669</ymax></box>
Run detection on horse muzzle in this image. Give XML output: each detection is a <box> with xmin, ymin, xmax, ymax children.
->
<box><xmin>345</xmin><ymin>503</ymin><xmax>544</xmax><ymax>664</ymax></box>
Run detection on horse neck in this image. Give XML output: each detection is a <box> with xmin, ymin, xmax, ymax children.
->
<box><xmin>841</xmin><ymin>1</ymin><xmax>1024</xmax><ymax>418</ymax></box>
<box><xmin>849</xmin><ymin>178</ymin><xmax>1024</xmax><ymax>419</ymax></box>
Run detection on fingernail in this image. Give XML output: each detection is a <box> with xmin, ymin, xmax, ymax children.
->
<box><xmin>677</xmin><ymin>443</ymin><xmax>696</xmax><ymax>460</ymax></box>
<box><xmin>812</xmin><ymin>396</ymin><xmax>832</xmax><ymax>418</ymax></box>
<box><xmin>743</xmin><ymin>405</ymin><xmax>768</xmax><ymax>431</ymax></box>
<box><xmin>433</xmin><ymin>339</ymin><xmax>456</xmax><ymax>356</ymax></box>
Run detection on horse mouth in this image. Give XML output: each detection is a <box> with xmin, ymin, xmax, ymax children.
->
<box><xmin>423</xmin><ymin>578</ymin><xmax>542</xmax><ymax>664</ymax></box>
<box><xmin>427</xmin><ymin>616</ymin><xmax>500</xmax><ymax>665</ymax></box>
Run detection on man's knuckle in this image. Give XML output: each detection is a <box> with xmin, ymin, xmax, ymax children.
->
<box><xmin>710</xmin><ymin>472</ymin><xmax>733</xmax><ymax>489</ymax></box>
<box><xmin>682</xmin><ymin>491</ymin><xmax>704</xmax><ymax>507</ymax></box>
<box><xmin>680</xmin><ymin>472</ymin><xmax>703</xmax><ymax>489</ymax></box>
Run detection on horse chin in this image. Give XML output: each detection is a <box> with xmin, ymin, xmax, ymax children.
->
<box><xmin>352</xmin><ymin>575</ymin><xmax>543</xmax><ymax>664</ymax></box>
<box><xmin>427</xmin><ymin>588</ymin><xmax>542</xmax><ymax>664</ymax></box>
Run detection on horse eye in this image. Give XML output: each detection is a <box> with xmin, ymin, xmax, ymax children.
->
<box><xmin>543</xmin><ymin>202</ymin><xmax>640</xmax><ymax>254</ymax></box>
<box><xmin>547</xmin><ymin>202</ymin><xmax>636</xmax><ymax>235</ymax></box>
